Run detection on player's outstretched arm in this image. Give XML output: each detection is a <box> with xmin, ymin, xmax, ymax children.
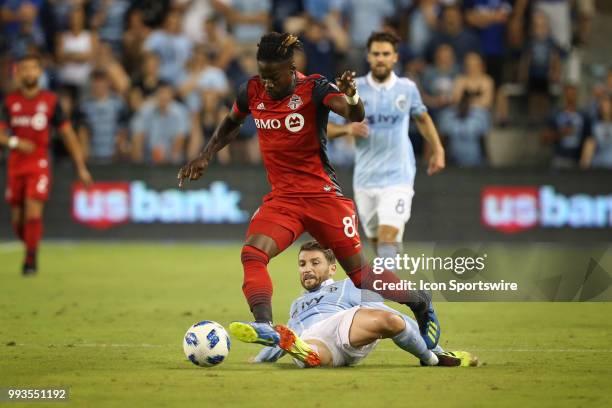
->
<box><xmin>60</xmin><ymin>125</ymin><xmax>93</xmax><ymax>186</ymax></box>
<box><xmin>327</xmin><ymin>121</ymin><xmax>369</xmax><ymax>140</ymax></box>
<box><xmin>177</xmin><ymin>110</ymin><xmax>244</xmax><ymax>188</ymax></box>
<box><xmin>328</xmin><ymin>70</ymin><xmax>365</xmax><ymax>123</ymax></box>
<box><xmin>414</xmin><ymin>112</ymin><xmax>445</xmax><ymax>175</ymax></box>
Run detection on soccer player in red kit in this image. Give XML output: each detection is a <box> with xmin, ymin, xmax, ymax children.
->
<box><xmin>0</xmin><ymin>54</ymin><xmax>92</xmax><ymax>275</ymax></box>
<box><xmin>178</xmin><ymin>33</ymin><xmax>440</xmax><ymax>357</ymax></box>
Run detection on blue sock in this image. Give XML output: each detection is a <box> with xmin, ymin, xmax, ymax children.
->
<box><xmin>392</xmin><ymin>315</ymin><xmax>437</xmax><ymax>364</ymax></box>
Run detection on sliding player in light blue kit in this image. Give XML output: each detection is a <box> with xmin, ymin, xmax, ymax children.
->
<box><xmin>328</xmin><ymin>31</ymin><xmax>446</xmax><ymax>348</ymax></box>
<box><xmin>230</xmin><ymin>241</ymin><xmax>476</xmax><ymax>368</ymax></box>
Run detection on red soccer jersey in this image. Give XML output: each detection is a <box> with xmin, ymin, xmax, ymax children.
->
<box><xmin>232</xmin><ymin>72</ymin><xmax>344</xmax><ymax>197</ymax></box>
<box><xmin>0</xmin><ymin>90</ymin><xmax>69</xmax><ymax>176</ymax></box>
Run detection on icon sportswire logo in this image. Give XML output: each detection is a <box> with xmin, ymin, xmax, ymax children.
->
<box><xmin>481</xmin><ymin>185</ymin><xmax>612</xmax><ymax>233</ymax></box>
<box><xmin>72</xmin><ymin>181</ymin><xmax>249</xmax><ymax>229</ymax></box>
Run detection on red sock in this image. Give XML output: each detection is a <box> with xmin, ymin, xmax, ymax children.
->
<box><xmin>346</xmin><ymin>263</ymin><xmax>411</xmax><ymax>303</ymax></box>
<box><xmin>241</xmin><ymin>245</ymin><xmax>273</xmax><ymax>321</ymax></box>
<box><xmin>23</xmin><ymin>218</ymin><xmax>42</xmax><ymax>264</ymax></box>
<box><xmin>12</xmin><ymin>221</ymin><xmax>24</xmax><ymax>242</ymax></box>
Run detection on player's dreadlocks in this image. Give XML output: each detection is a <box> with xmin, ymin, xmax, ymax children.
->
<box><xmin>256</xmin><ymin>32</ymin><xmax>303</xmax><ymax>63</ymax></box>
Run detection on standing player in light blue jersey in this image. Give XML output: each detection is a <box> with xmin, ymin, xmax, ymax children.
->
<box><xmin>230</xmin><ymin>241</ymin><xmax>476</xmax><ymax>368</ymax></box>
<box><xmin>328</xmin><ymin>32</ymin><xmax>446</xmax><ymax>348</ymax></box>
<box><xmin>329</xmin><ymin>31</ymin><xmax>445</xmax><ymax>261</ymax></box>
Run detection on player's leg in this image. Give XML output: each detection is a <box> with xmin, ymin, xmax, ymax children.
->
<box><xmin>10</xmin><ymin>206</ymin><xmax>25</xmax><ymax>242</ymax></box>
<box><xmin>274</xmin><ymin>325</ymin><xmax>321</xmax><ymax>367</ymax></box>
<box><xmin>350</xmin><ymin>309</ymin><xmax>476</xmax><ymax>367</ymax></box>
<box><xmin>230</xmin><ymin>321</ymin><xmax>322</xmax><ymax>367</ymax></box>
<box><xmin>348</xmin><ymin>308</ymin><xmax>437</xmax><ymax>364</ymax></box>
<box><xmin>233</xmin><ymin>228</ymin><xmax>296</xmax><ymax>346</ymax></box>
<box><xmin>353</xmin><ymin>188</ymin><xmax>379</xmax><ymax>253</ymax></box>
<box><xmin>376</xmin><ymin>225</ymin><xmax>401</xmax><ymax>268</ymax></box>
<box><xmin>240</xmin><ymin>198</ymin><xmax>304</xmax><ymax>324</ymax></box>
<box><xmin>21</xmin><ymin>172</ymin><xmax>49</xmax><ymax>275</ymax></box>
<box><xmin>337</xmin><ymin>250</ymin><xmax>440</xmax><ymax>348</ymax></box>
<box><xmin>375</xmin><ymin>185</ymin><xmax>414</xmax><ymax>267</ymax></box>
<box><xmin>6</xmin><ymin>174</ymin><xmax>26</xmax><ymax>243</ymax></box>
<box><xmin>303</xmin><ymin>339</ymin><xmax>333</xmax><ymax>366</ymax></box>
<box><xmin>22</xmin><ymin>198</ymin><xmax>44</xmax><ymax>274</ymax></box>
<box><xmin>241</xmin><ymin>233</ymin><xmax>284</xmax><ymax>323</ymax></box>
<box><xmin>348</xmin><ymin>308</ymin><xmax>408</xmax><ymax>346</ymax></box>
<box><xmin>372</xmin><ymin>186</ymin><xmax>442</xmax><ymax>346</ymax></box>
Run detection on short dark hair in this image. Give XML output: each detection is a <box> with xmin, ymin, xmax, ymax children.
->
<box><xmin>17</xmin><ymin>53</ymin><xmax>42</xmax><ymax>64</ymax></box>
<box><xmin>299</xmin><ymin>240</ymin><xmax>336</xmax><ymax>264</ymax></box>
<box><xmin>367</xmin><ymin>31</ymin><xmax>400</xmax><ymax>51</ymax></box>
<box><xmin>257</xmin><ymin>32</ymin><xmax>303</xmax><ymax>63</ymax></box>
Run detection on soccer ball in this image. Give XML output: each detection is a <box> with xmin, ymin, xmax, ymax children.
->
<box><xmin>183</xmin><ymin>321</ymin><xmax>230</xmax><ymax>367</ymax></box>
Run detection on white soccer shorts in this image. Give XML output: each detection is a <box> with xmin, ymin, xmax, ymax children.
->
<box><xmin>354</xmin><ymin>184</ymin><xmax>415</xmax><ymax>241</ymax></box>
<box><xmin>299</xmin><ymin>306</ymin><xmax>379</xmax><ymax>367</ymax></box>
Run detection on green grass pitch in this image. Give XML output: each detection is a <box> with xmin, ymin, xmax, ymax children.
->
<box><xmin>1</xmin><ymin>242</ymin><xmax>612</xmax><ymax>407</ymax></box>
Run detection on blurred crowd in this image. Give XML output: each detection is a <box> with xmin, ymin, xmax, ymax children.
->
<box><xmin>1</xmin><ymin>0</ymin><xmax>611</xmax><ymax>170</ymax></box>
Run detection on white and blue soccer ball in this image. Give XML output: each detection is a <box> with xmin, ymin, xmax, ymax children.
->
<box><xmin>183</xmin><ymin>321</ymin><xmax>230</xmax><ymax>367</ymax></box>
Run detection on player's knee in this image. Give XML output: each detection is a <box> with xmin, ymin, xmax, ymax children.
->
<box><xmin>24</xmin><ymin>202</ymin><xmax>44</xmax><ymax>220</ymax></box>
<box><xmin>377</xmin><ymin>225</ymin><xmax>400</xmax><ymax>243</ymax></box>
<box><xmin>244</xmin><ymin>234</ymin><xmax>280</xmax><ymax>258</ymax></box>
<box><xmin>241</xmin><ymin>245</ymin><xmax>270</xmax><ymax>266</ymax></box>
<box><xmin>382</xmin><ymin>313</ymin><xmax>405</xmax><ymax>335</ymax></box>
<box><xmin>24</xmin><ymin>212</ymin><xmax>42</xmax><ymax>221</ymax></box>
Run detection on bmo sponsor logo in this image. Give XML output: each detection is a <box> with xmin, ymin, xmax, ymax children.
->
<box><xmin>72</xmin><ymin>181</ymin><xmax>249</xmax><ymax>230</ymax></box>
<box><xmin>482</xmin><ymin>186</ymin><xmax>612</xmax><ymax>233</ymax></box>
<box><xmin>11</xmin><ymin>113</ymin><xmax>48</xmax><ymax>130</ymax></box>
<box><xmin>254</xmin><ymin>118</ymin><xmax>281</xmax><ymax>129</ymax></box>
<box><xmin>254</xmin><ymin>113</ymin><xmax>305</xmax><ymax>132</ymax></box>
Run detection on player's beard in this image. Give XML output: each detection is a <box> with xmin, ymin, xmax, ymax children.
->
<box><xmin>301</xmin><ymin>273</ymin><xmax>321</xmax><ymax>291</ymax></box>
<box><xmin>372</xmin><ymin>65</ymin><xmax>393</xmax><ymax>82</ymax></box>
<box><xmin>21</xmin><ymin>77</ymin><xmax>39</xmax><ymax>91</ymax></box>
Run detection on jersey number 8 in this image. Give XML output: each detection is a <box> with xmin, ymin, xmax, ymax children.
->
<box><xmin>343</xmin><ymin>215</ymin><xmax>357</xmax><ymax>238</ymax></box>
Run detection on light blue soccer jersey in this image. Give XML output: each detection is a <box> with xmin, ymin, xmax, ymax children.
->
<box><xmin>331</xmin><ymin>72</ymin><xmax>427</xmax><ymax>190</ymax></box>
<box><xmin>254</xmin><ymin>278</ymin><xmax>400</xmax><ymax>362</ymax></box>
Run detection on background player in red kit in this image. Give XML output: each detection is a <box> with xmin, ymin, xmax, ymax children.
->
<box><xmin>0</xmin><ymin>54</ymin><xmax>92</xmax><ymax>275</ymax></box>
<box><xmin>178</xmin><ymin>33</ymin><xmax>440</xmax><ymax>355</ymax></box>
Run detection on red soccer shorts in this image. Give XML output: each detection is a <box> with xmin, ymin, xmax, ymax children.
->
<box><xmin>246</xmin><ymin>194</ymin><xmax>362</xmax><ymax>259</ymax></box>
<box><xmin>5</xmin><ymin>170</ymin><xmax>51</xmax><ymax>206</ymax></box>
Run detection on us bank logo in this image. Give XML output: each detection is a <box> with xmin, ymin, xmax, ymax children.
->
<box><xmin>481</xmin><ymin>186</ymin><xmax>612</xmax><ymax>233</ymax></box>
<box><xmin>72</xmin><ymin>181</ymin><xmax>249</xmax><ymax>229</ymax></box>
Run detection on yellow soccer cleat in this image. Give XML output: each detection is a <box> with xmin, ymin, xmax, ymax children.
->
<box><xmin>228</xmin><ymin>321</ymin><xmax>280</xmax><ymax>347</ymax></box>
<box><xmin>434</xmin><ymin>351</ymin><xmax>479</xmax><ymax>367</ymax></box>
<box><xmin>274</xmin><ymin>325</ymin><xmax>321</xmax><ymax>367</ymax></box>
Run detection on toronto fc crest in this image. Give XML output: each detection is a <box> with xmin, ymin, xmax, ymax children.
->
<box><xmin>288</xmin><ymin>94</ymin><xmax>303</xmax><ymax>110</ymax></box>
